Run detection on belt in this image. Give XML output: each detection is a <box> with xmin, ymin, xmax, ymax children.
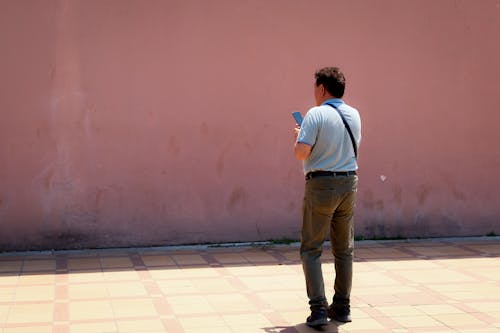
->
<box><xmin>305</xmin><ymin>170</ymin><xmax>357</xmax><ymax>180</ymax></box>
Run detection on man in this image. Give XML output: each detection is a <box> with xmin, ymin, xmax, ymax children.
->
<box><xmin>293</xmin><ymin>67</ymin><xmax>361</xmax><ymax>328</ymax></box>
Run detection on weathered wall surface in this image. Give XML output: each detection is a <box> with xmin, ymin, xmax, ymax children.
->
<box><xmin>1</xmin><ymin>0</ymin><xmax>499</xmax><ymax>250</ymax></box>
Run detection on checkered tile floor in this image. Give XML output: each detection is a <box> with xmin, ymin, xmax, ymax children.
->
<box><xmin>1</xmin><ymin>237</ymin><xmax>499</xmax><ymax>332</ymax></box>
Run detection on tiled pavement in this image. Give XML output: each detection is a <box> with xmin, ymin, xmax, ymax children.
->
<box><xmin>0</xmin><ymin>237</ymin><xmax>499</xmax><ymax>333</ymax></box>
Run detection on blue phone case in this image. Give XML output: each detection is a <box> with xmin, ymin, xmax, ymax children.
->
<box><xmin>292</xmin><ymin>112</ymin><xmax>303</xmax><ymax>126</ymax></box>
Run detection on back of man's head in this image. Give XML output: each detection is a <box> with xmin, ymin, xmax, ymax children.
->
<box><xmin>315</xmin><ymin>67</ymin><xmax>345</xmax><ymax>98</ymax></box>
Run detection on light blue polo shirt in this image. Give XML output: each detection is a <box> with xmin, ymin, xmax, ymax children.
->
<box><xmin>296</xmin><ymin>99</ymin><xmax>361</xmax><ymax>175</ymax></box>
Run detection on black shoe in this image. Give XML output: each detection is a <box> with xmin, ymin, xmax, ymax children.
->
<box><xmin>328</xmin><ymin>304</ymin><xmax>352</xmax><ymax>323</ymax></box>
<box><xmin>306</xmin><ymin>307</ymin><xmax>328</xmax><ymax>328</ymax></box>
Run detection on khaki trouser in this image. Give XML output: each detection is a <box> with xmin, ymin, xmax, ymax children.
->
<box><xmin>300</xmin><ymin>175</ymin><xmax>358</xmax><ymax>308</ymax></box>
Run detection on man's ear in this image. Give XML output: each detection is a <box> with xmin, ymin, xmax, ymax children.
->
<box><xmin>319</xmin><ymin>84</ymin><xmax>326</xmax><ymax>97</ymax></box>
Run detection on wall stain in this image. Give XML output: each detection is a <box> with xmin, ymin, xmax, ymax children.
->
<box><xmin>362</xmin><ymin>189</ymin><xmax>384</xmax><ymax>211</ymax></box>
<box><xmin>44</xmin><ymin>169</ymin><xmax>55</xmax><ymax>189</ymax></box>
<box><xmin>416</xmin><ymin>184</ymin><xmax>432</xmax><ymax>205</ymax></box>
<box><xmin>200</xmin><ymin>122</ymin><xmax>209</xmax><ymax>136</ymax></box>
<box><xmin>216</xmin><ymin>154</ymin><xmax>225</xmax><ymax>176</ymax></box>
<box><xmin>167</xmin><ymin>136</ymin><xmax>180</xmax><ymax>156</ymax></box>
<box><xmin>227</xmin><ymin>186</ymin><xmax>247</xmax><ymax>210</ymax></box>
<box><xmin>452</xmin><ymin>186</ymin><xmax>466</xmax><ymax>201</ymax></box>
<box><xmin>392</xmin><ymin>184</ymin><xmax>403</xmax><ymax>205</ymax></box>
<box><xmin>216</xmin><ymin>143</ymin><xmax>233</xmax><ymax>177</ymax></box>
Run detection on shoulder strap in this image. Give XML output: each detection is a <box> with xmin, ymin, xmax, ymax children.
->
<box><xmin>325</xmin><ymin>103</ymin><xmax>358</xmax><ymax>159</ymax></box>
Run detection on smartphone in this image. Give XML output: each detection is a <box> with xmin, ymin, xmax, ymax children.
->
<box><xmin>292</xmin><ymin>111</ymin><xmax>303</xmax><ymax>126</ymax></box>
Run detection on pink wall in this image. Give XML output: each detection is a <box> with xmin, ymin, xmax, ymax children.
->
<box><xmin>1</xmin><ymin>0</ymin><xmax>499</xmax><ymax>250</ymax></box>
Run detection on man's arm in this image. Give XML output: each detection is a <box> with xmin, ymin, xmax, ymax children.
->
<box><xmin>293</xmin><ymin>126</ymin><xmax>312</xmax><ymax>160</ymax></box>
<box><xmin>294</xmin><ymin>142</ymin><xmax>312</xmax><ymax>161</ymax></box>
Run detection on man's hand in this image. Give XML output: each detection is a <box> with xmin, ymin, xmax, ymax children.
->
<box><xmin>293</xmin><ymin>125</ymin><xmax>301</xmax><ymax>141</ymax></box>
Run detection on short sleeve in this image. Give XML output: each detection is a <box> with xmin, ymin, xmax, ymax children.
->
<box><xmin>296</xmin><ymin>110</ymin><xmax>318</xmax><ymax>146</ymax></box>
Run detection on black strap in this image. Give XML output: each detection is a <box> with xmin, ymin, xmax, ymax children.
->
<box><xmin>325</xmin><ymin>103</ymin><xmax>358</xmax><ymax>159</ymax></box>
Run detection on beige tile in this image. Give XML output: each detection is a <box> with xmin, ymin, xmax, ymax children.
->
<box><xmin>157</xmin><ymin>279</ymin><xmax>197</xmax><ymax>295</ymax></box>
<box><xmin>4</xmin><ymin>326</ymin><xmax>52</xmax><ymax>333</ymax></box>
<box><xmin>232</xmin><ymin>327</ymin><xmax>282</xmax><ymax>333</ymax></box>
<box><xmin>376</xmin><ymin>305</ymin><xmax>424</xmax><ymax>317</ymax></box>
<box><xmin>0</xmin><ymin>274</ymin><xmax>18</xmax><ymax>286</ymax></box>
<box><xmin>111</xmin><ymin>298</ymin><xmax>157</xmax><ymax>318</ymax></box>
<box><xmin>432</xmin><ymin>313</ymin><xmax>489</xmax><ymax>328</ymax></box>
<box><xmin>354</xmin><ymin>271</ymin><xmax>400</xmax><ymax>286</ymax></box>
<box><xmin>70</xmin><ymin>321</ymin><xmax>117</xmax><ymax>333</ymax></box>
<box><xmin>256</xmin><ymin>291</ymin><xmax>304</xmax><ymax>311</ymax></box>
<box><xmin>239</xmin><ymin>275</ymin><xmax>303</xmax><ymax>291</ymax></box>
<box><xmin>106</xmin><ymin>281</ymin><xmax>147</xmax><ymax>298</ymax></box>
<box><xmin>241</xmin><ymin>251</ymin><xmax>279</xmax><ymax>263</ymax></box>
<box><xmin>167</xmin><ymin>295</ymin><xmax>215</xmax><ymax>315</ymax></box>
<box><xmin>69</xmin><ymin>300</ymin><xmax>114</xmax><ymax>321</ymax></box>
<box><xmin>211</xmin><ymin>253</ymin><xmax>248</xmax><ymax>264</ymax></box>
<box><xmin>395</xmin><ymin>269</ymin><xmax>476</xmax><ymax>284</ymax></box>
<box><xmin>466</xmin><ymin>267</ymin><xmax>500</xmax><ymax>281</ymax></box>
<box><xmin>415</xmin><ymin>304</ymin><xmax>465</xmax><ymax>315</ymax></box>
<box><xmin>141</xmin><ymin>254</ymin><xmax>176</xmax><ymax>267</ymax></box>
<box><xmin>279</xmin><ymin>310</ymin><xmax>310</xmax><ymax>325</ymax></box>
<box><xmin>171</xmin><ymin>254</ymin><xmax>207</xmax><ymax>265</ymax></box>
<box><xmin>68</xmin><ymin>271</ymin><xmax>104</xmax><ymax>283</ymax></box>
<box><xmin>14</xmin><ymin>285</ymin><xmax>55</xmax><ymax>302</ymax></box>
<box><xmin>184</xmin><ymin>327</ymin><xmax>232</xmax><ymax>333</ymax></box>
<box><xmin>18</xmin><ymin>273</ymin><xmax>55</xmax><ymax>285</ymax></box>
<box><xmin>68</xmin><ymin>257</ymin><xmax>101</xmax><ymax>270</ymax></box>
<box><xmin>428</xmin><ymin>283</ymin><xmax>500</xmax><ymax>301</ymax></box>
<box><xmin>407</xmin><ymin>245</ymin><xmax>476</xmax><ymax>256</ymax></box>
<box><xmin>467</xmin><ymin>300</ymin><xmax>500</xmax><ymax>313</ymax></box>
<box><xmin>351</xmin><ymin>307</ymin><xmax>373</xmax><ymax>319</ymax></box>
<box><xmin>465</xmin><ymin>244</ymin><xmax>500</xmax><ymax>255</ymax></box>
<box><xmin>391</xmin><ymin>315</ymin><xmax>444</xmax><ymax>328</ymax></box>
<box><xmin>148</xmin><ymin>268</ymin><xmax>185</xmax><ymax>280</ymax></box>
<box><xmin>253</xmin><ymin>264</ymin><xmax>297</xmax><ymax>275</ymax></box>
<box><xmin>22</xmin><ymin>259</ymin><xmax>56</xmax><ymax>272</ymax></box>
<box><xmin>100</xmin><ymin>256</ymin><xmax>134</xmax><ymax>268</ymax></box>
<box><xmin>224</xmin><ymin>265</ymin><xmax>267</xmax><ymax>276</ymax></box>
<box><xmin>0</xmin><ymin>304</ymin><xmax>10</xmax><ymax>322</ymax></box>
<box><xmin>402</xmin><ymin>330</ymin><xmax>450</xmax><ymax>333</ymax></box>
<box><xmin>116</xmin><ymin>319</ymin><xmax>165</xmax><ymax>332</ymax></box>
<box><xmin>340</xmin><ymin>317</ymin><xmax>386</xmax><ymax>330</ymax></box>
<box><xmin>205</xmin><ymin>293</ymin><xmax>257</xmax><ymax>312</ymax></box>
<box><xmin>0</xmin><ymin>287</ymin><xmax>15</xmax><ymax>302</ymax></box>
<box><xmin>68</xmin><ymin>283</ymin><xmax>108</xmax><ymax>299</ymax></box>
<box><xmin>102</xmin><ymin>269</ymin><xmax>140</xmax><ymax>281</ymax></box>
<box><xmin>355</xmin><ymin>247</ymin><xmax>414</xmax><ymax>259</ymax></box>
<box><xmin>0</xmin><ymin>239</ymin><xmax>498</xmax><ymax>333</ymax></box>
<box><xmin>395</xmin><ymin>292</ymin><xmax>444</xmax><ymax>305</ymax></box>
<box><xmin>427</xmin><ymin>282</ymin><xmax>477</xmax><ymax>293</ymax></box>
<box><xmin>179</xmin><ymin>314</ymin><xmax>227</xmax><ymax>329</ymax></box>
<box><xmin>278</xmin><ymin>250</ymin><xmax>301</xmax><ymax>261</ymax></box>
<box><xmin>191</xmin><ymin>277</ymin><xmax>236</xmax><ymax>293</ymax></box>
<box><xmin>0</xmin><ymin>261</ymin><xmax>23</xmax><ymax>273</ymax></box>
<box><xmin>222</xmin><ymin>313</ymin><xmax>272</xmax><ymax>327</ymax></box>
<box><xmin>149</xmin><ymin>267</ymin><xmax>219</xmax><ymax>279</ymax></box>
<box><xmin>436</xmin><ymin>257</ymin><xmax>498</xmax><ymax>268</ymax></box>
<box><xmin>355</xmin><ymin>285</ymin><xmax>419</xmax><ymax>296</ymax></box>
<box><xmin>484</xmin><ymin>311</ymin><xmax>500</xmax><ymax>321</ymax></box>
<box><xmin>371</xmin><ymin>259</ymin><xmax>441</xmax><ymax>270</ymax></box>
<box><xmin>457</xmin><ymin>329</ymin><xmax>500</xmax><ymax>333</ymax></box>
<box><xmin>7</xmin><ymin>303</ymin><xmax>54</xmax><ymax>324</ymax></box>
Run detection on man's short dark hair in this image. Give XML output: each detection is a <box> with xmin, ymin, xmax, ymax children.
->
<box><xmin>315</xmin><ymin>67</ymin><xmax>345</xmax><ymax>98</ymax></box>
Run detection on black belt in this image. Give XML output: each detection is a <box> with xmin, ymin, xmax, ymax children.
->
<box><xmin>305</xmin><ymin>170</ymin><xmax>356</xmax><ymax>180</ymax></box>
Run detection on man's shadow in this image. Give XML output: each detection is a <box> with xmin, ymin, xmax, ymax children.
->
<box><xmin>264</xmin><ymin>322</ymin><xmax>342</xmax><ymax>333</ymax></box>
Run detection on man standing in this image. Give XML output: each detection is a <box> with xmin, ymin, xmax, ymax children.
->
<box><xmin>293</xmin><ymin>67</ymin><xmax>361</xmax><ymax>328</ymax></box>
